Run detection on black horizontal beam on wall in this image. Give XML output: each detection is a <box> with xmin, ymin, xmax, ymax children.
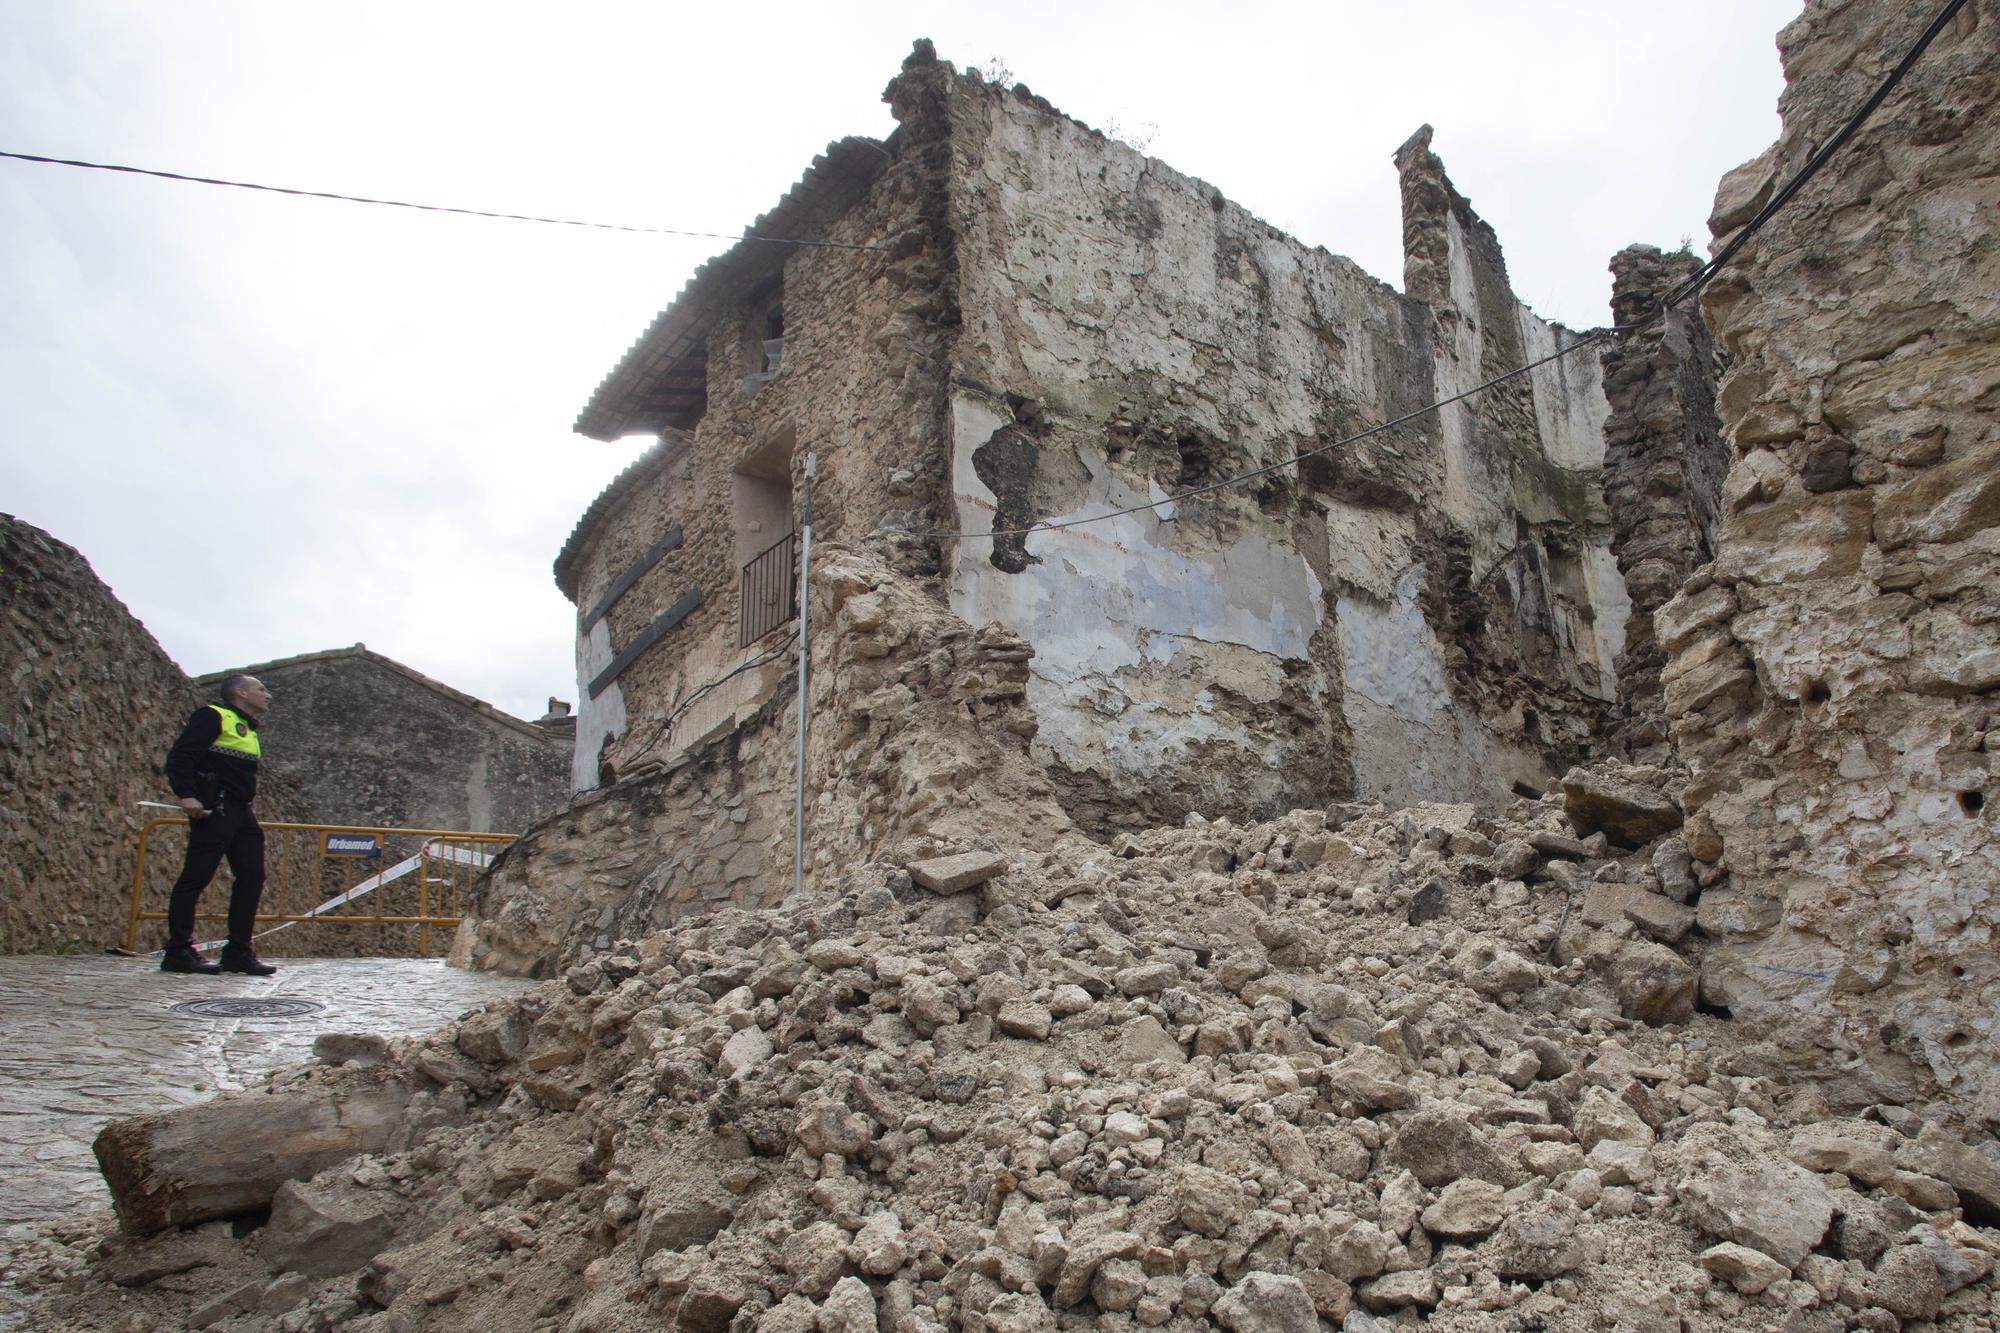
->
<box><xmin>581</xmin><ymin>528</ymin><xmax>683</xmax><ymax>633</ymax></box>
<box><xmin>588</xmin><ymin>588</ymin><xmax>700</xmax><ymax>699</ymax></box>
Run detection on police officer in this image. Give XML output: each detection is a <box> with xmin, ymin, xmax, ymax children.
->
<box><xmin>160</xmin><ymin>674</ymin><xmax>278</xmax><ymax>976</ymax></box>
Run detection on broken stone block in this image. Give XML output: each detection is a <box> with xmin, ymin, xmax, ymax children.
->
<box><xmin>716</xmin><ymin>1025</ymin><xmax>773</xmax><ymax>1079</ymax></box>
<box><xmin>93</xmin><ymin>1080</ymin><xmax>415</xmax><ymax>1235</ymax></box>
<box><xmin>996</xmin><ymin>998</ymin><xmax>1053</xmax><ymax>1039</ymax></box>
<box><xmin>1175</xmin><ymin>1164</ymin><xmax>1248</xmax><ymax>1237</ymax></box>
<box><xmin>260</xmin><ymin>1178</ymin><xmax>397</xmax><ymax>1278</ymax></box>
<box><xmin>1560</xmin><ymin>766</ymin><xmax>1682</xmax><ymax>847</ymax></box>
<box><xmin>906</xmin><ymin>851</ymin><xmax>1008</xmax><ymax>894</ymax></box>
<box><xmin>1606</xmin><ymin>939</ymin><xmax>1697</xmax><ymax>1025</ymax></box>
<box><xmin>817</xmin><ymin>1275</ymin><xmax>880</xmax><ymax>1333</ymax></box>
<box><xmin>1699</xmin><ymin>1241</ymin><xmax>1789</xmax><ymax>1295</ymax></box>
<box><xmin>1419</xmin><ymin>1179</ymin><xmax>1505</xmax><ymax>1240</ymax></box>
<box><xmin>1622</xmin><ymin>893</ymin><xmax>1696</xmax><ymax>945</ymax></box>
<box><xmin>1384</xmin><ymin>1104</ymin><xmax>1511</xmax><ymax>1186</ymax></box>
<box><xmin>1118</xmin><ymin>1015</ymin><xmax>1186</xmax><ymax>1067</ymax></box>
<box><xmin>1482</xmin><ymin>1201</ymin><xmax>1584</xmax><ymax>1280</ymax></box>
<box><xmin>312</xmin><ymin>1033</ymin><xmax>390</xmax><ymax>1068</ymax></box>
<box><xmin>1211</xmin><ymin>1271</ymin><xmax>1320</xmax><ymax>1331</ymax></box>
<box><xmin>1674</xmin><ymin>1123</ymin><xmax>1835</xmax><ymax>1267</ymax></box>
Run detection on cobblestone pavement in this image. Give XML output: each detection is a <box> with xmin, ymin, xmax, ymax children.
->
<box><xmin>0</xmin><ymin>954</ymin><xmax>530</xmax><ymax>1226</ymax></box>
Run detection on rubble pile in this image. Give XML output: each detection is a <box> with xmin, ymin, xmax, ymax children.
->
<box><xmin>21</xmin><ymin>770</ymin><xmax>2000</xmax><ymax>1331</ymax></box>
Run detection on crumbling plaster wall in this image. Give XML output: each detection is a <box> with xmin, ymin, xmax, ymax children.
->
<box><xmin>941</xmin><ymin>76</ymin><xmax>1626</xmax><ymax>826</ymax></box>
<box><xmin>1660</xmin><ymin>0</ymin><xmax>2000</xmax><ymax>1124</ymax></box>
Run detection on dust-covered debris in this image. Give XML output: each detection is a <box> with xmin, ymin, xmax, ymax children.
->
<box><xmin>18</xmin><ymin>780</ymin><xmax>2000</xmax><ymax>1331</ymax></box>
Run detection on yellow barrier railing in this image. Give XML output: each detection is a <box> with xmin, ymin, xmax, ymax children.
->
<box><xmin>124</xmin><ymin>818</ymin><xmax>514</xmax><ymax>957</ymax></box>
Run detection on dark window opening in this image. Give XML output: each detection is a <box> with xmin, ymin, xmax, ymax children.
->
<box><xmin>1962</xmin><ymin>790</ymin><xmax>1986</xmax><ymax>816</ymax></box>
<box><xmin>1804</xmin><ymin>678</ymin><xmax>1832</xmax><ymax>705</ymax></box>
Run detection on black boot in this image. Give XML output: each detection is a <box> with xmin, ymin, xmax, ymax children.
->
<box><xmin>161</xmin><ymin>946</ymin><xmax>220</xmax><ymax>975</ymax></box>
<box><xmin>217</xmin><ymin>946</ymin><xmax>277</xmax><ymax>977</ymax></box>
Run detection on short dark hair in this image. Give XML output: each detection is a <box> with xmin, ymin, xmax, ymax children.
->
<box><xmin>217</xmin><ymin>674</ymin><xmax>258</xmax><ymax>705</ymax></box>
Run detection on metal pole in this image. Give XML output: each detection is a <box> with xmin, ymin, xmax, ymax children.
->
<box><xmin>792</xmin><ymin>451</ymin><xmax>816</xmax><ymax>898</ymax></box>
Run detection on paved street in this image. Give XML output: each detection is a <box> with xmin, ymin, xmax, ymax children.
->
<box><xmin>0</xmin><ymin>954</ymin><xmax>530</xmax><ymax>1225</ymax></box>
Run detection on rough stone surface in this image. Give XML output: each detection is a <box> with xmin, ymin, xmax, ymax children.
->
<box><xmin>906</xmin><ymin>851</ymin><xmax>1009</xmax><ymax>895</ymax></box>
<box><xmin>1664</xmin><ymin>0</ymin><xmax>2000</xmax><ymax>1125</ymax></box>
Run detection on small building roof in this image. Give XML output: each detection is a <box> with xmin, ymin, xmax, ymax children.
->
<box><xmin>198</xmin><ymin>646</ymin><xmax>560</xmax><ymax>744</ymax></box>
<box><xmin>571</xmin><ymin>135</ymin><xmax>893</xmax><ymax>442</ymax></box>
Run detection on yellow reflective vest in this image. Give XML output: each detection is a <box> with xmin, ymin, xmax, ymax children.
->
<box><xmin>207</xmin><ymin>705</ymin><xmax>262</xmax><ymax>761</ymax></box>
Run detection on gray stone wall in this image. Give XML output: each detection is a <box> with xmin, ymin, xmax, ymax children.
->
<box><xmin>208</xmin><ymin>650</ymin><xmax>569</xmax><ymax>836</ymax></box>
<box><xmin>562</xmin><ymin>80</ymin><xmax>954</xmax><ymax>795</ymax></box>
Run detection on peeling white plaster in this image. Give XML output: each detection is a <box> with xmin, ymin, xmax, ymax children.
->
<box><xmin>1519</xmin><ymin>307</ymin><xmax>1611</xmax><ymax>471</ymax></box>
<box><xmin>949</xmin><ymin>395</ymin><xmax>1321</xmax><ymax>787</ymax></box>
<box><xmin>572</xmin><ymin>619</ymin><xmax>625</xmax><ymax>793</ymax></box>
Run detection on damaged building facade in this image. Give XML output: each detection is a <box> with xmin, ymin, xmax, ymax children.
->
<box><xmin>553</xmin><ymin>43</ymin><xmax>1631</xmax><ymax>842</ymax></box>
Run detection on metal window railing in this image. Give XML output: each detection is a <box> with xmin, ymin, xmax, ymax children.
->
<box><xmin>740</xmin><ymin>530</ymin><xmax>798</xmax><ymax>646</ymax></box>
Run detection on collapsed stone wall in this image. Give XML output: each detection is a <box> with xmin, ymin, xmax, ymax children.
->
<box><xmin>939</xmin><ymin>71</ymin><xmax>1625</xmax><ymax>829</ymax></box>
<box><xmin>1597</xmin><ymin>245</ymin><xmax>1730</xmax><ymax>760</ymax></box>
<box><xmin>456</xmin><ymin>545</ymin><xmax>1070</xmax><ymax>977</ymax></box>
<box><xmin>1659</xmin><ymin>0</ymin><xmax>2000</xmax><ymax>1125</ymax></box>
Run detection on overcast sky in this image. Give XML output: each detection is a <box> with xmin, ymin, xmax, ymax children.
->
<box><xmin>1</xmin><ymin>1</ymin><xmax>1800</xmax><ymax>721</ymax></box>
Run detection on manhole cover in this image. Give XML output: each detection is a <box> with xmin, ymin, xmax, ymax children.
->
<box><xmin>169</xmin><ymin>997</ymin><xmax>325</xmax><ymax>1019</ymax></box>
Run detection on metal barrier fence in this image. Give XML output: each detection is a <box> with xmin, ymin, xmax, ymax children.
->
<box><xmin>740</xmin><ymin>529</ymin><xmax>798</xmax><ymax>646</ymax></box>
<box><xmin>124</xmin><ymin>818</ymin><xmax>514</xmax><ymax>957</ymax></box>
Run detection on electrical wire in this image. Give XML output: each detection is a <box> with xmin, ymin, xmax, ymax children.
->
<box><xmin>899</xmin><ymin>0</ymin><xmax>1966</xmax><ymax>546</ymax></box>
<box><xmin>622</xmin><ymin>628</ymin><xmax>800</xmax><ymax>772</ymax></box>
<box><xmin>0</xmin><ymin>148</ymin><xmax>881</xmax><ymax>249</ymax></box>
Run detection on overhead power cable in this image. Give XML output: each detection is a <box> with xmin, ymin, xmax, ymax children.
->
<box><xmin>0</xmin><ymin>148</ymin><xmax>879</xmax><ymax>249</ymax></box>
<box><xmin>904</xmin><ymin>0</ymin><xmax>1964</xmax><ymax>546</ymax></box>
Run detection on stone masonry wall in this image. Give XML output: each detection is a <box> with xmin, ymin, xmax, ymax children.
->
<box><xmin>1598</xmin><ymin>245</ymin><xmax>1730</xmax><ymax>760</ymax></box>
<box><xmin>1660</xmin><ymin>0</ymin><xmax>2000</xmax><ymax>1125</ymax></box>
<box><xmin>204</xmin><ymin>650</ymin><xmax>569</xmax><ymax>837</ymax></box>
<box><xmin>0</xmin><ymin>515</ymin><xmax>202</xmax><ymax>952</ymax></box>
<box><xmin>940</xmin><ymin>74</ymin><xmax>1625</xmax><ymax>827</ymax></box>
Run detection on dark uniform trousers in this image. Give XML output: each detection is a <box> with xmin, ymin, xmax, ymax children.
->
<box><xmin>165</xmin><ymin>799</ymin><xmax>266</xmax><ymax>949</ymax></box>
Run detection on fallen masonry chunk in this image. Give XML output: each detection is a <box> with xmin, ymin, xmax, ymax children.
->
<box><xmin>259</xmin><ymin>1178</ymin><xmax>397</xmax><ymax>1277</ymax></box>
<box><xmin>1673</xmin><ymin>1123</ymin><xmax>1835</xmax><ymax>1268</ymax></box>
<box><xmin>1212</xmin><ymin>1271</ymin><xmax>1321</xmax><ymax>1331</ymax></box>
<box><xmin>1420</xmin><ymin>1178</ymin><xmax>1506</xmax><ymax>1239</ymax></box>
<box><xmin>1560</xmin><ymin>765</ymin><xmax>1682</xmax><ymax>847</ymax></box>
<box><xmin>1700</xmin><ymin>1241</ymin><xmax>1789</xmax><ymax>1295</ymax></box>
<box><xmin>93</xmin><ymin>1080</ymin><xmax>415</xmax><ymax>1235</ymax></box>
<box><xmin>906</xmin><ymin>850</ymin><xmax>1009</xmax><ymax>894</ymax></box>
